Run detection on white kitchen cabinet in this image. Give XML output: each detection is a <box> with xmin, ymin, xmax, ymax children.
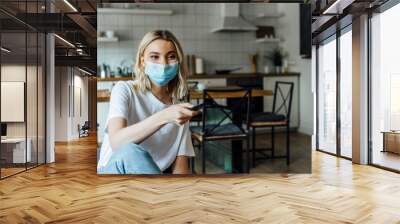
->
<box><xmin>97</xmin><ymin>81</ymin><xmax>116</xmax><ymax>144</ymax></box>
<box><xmin>97</xmin><ymin>102</ymin><xmax>109</xmax><ymax>144</ymax></box>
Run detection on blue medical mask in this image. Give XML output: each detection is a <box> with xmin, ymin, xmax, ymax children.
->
<box><xmin>144</xmin><ymin>61</ymin><xmax>179</xmax><ymax>86</ymax></box>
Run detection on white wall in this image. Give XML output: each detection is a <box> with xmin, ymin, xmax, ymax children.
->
<box><xmin>277</xmin><ymin>4</ymin><xmax>313</xmax><ymax>135</ymax></box>
<box><xmin>72</xmin><ymin>73</ymin><xmax>89</xmax><ymax>138</ymax></box>
<box><xmin>312</xmin><ymin>46</ymin><xmax>317</xmax><ymax>150</ymax></box>
<box><xmin>98</xmin><ymin>3</ymin><xmax>313</xmax><ymax>136</ymax></box>
<box><xmin>98</xmin><ymin>3</ymin><xmax>282</xmax><ymax>74</ymax></box>
<box><xmin>46</xmin><ymin>33</ymin><xmax>55</xmax><ymax>163</ymax></box>
<box><xmin>54</xmin><ymin>67</ymin><xmax>89</xmax><ymax>141</ymax></box>
<box><xmin>55</xmin><ymin>67</ymin><xmax>68</xmax><ymax>141</ymax></box>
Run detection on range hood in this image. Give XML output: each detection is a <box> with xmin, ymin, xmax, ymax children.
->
<box><xmin>211</xmin><ymin>3</ymin><xmax>257</xmax><ymax>33</ymax></box>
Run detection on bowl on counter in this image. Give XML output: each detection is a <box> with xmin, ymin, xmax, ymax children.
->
<box><xmin>105</xmin><ymin>30</ymin><xmax>115</xmax><ymax>38</ymax></box>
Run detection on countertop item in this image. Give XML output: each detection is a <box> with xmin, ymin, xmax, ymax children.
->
<box><xmin>195</xmin><ymin>58</ymin><xmax>204</xmax><ymax>74</ymax></box>
<box><xmin>215</xmin><ymin>67</ymin><xmax>242</xmax><ymax>74</ymax></box>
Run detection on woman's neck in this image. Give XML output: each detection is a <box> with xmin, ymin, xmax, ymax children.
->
<box><xmin>151</xmin><ymin>84</ymin><xmax>172</xmax><ymax>105</ymax></box>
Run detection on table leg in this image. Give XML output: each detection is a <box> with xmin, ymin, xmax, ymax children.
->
<box><xmin>231</xmin><ymin>140</ymin><xmax>243</xmax><ymax>173</ymax></box>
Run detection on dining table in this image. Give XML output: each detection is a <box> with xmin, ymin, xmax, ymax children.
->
<box><xmin>188</xmin><ymin>87</ymin><xmax>273</xmax><ymax>100</ymax></box>
<box><xmin>97</xmin><ymin>87</ymin><xmax>273</xmax><ymax>102</ymax></box>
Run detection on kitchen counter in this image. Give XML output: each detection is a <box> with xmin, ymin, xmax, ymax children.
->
<box><xmin>98</xmin><ymin>88</ymin><xmax>273</xmax><ymax>102</ymax></box>
<box><xmin>96</xmin><ymin>72</ymin><xmax>300</xmax><ymax>82</ymax></box>
<box><xmin>187</xmin><ymin>72</ymin><xmax>300</xmax><ymax>79</ymax></box>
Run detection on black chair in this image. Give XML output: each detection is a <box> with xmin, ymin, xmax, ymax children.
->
<box><xmin>187</xmin><ymin>80</ymin><xmax>199</xmax><ymax>92</ymax></box>
<box><xmin>186</xmin><ymin>81</ymin><xmax>202</xmax><ymax>126</ymax></box>
<box><xmin>78</xmin><ymin>121</ymin><xmax>90</xmax><ymax>138</ymax></box>
<box><xmin>190</xmin><ymin>87</ymin><xmax>252</xmax><ymax>174</ymax></box>
<box><xmin>185</xmin><ymin>80</ymin><xmax>200</xmax><ymax>102</ymax></box>
<box><xmin>250</xmin><ymin>82</ymin><xmax>294</xmax><ymax>167</ymax></box>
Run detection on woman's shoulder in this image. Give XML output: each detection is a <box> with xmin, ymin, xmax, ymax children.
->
<box><xmin>109</xmin><ymin>80</ymin><xmax>135</xmax><ymax>100</ymax></box>
<box><xmin>113</xmin><ymin>79</ymin><xmax>137</xmax><ymax>87</ymax></box>
<box><xmin>112</xmin><ymin>80</ymin><xmax>137</xmax><ymax>93</ymax></box>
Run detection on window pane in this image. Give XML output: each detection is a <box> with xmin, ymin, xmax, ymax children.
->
<box><xmin>27</xmin><ymin>31</ymin><xmax>38</xmax><ymax>169</ymax></box>
<box><xmin>38</xmin><ymin>32</ymin><xmax>46</xmax><ymax>165</ymax></box>
<box><xmin>1</xmin><ymin>31</ymin><xmax>28</xmax><ymax>178</ymax></box>
<box><xmin>340</xmin><ymin>29</ymin><xmax>352</xmax><ymax>158</ymax></box>
<box><xmin>371</xmin><ymin>3</ymin><xmax>400</xmax><ymax>171</ymax></box>
<box><xmin>318</xmin><ymin>37</ymin><xmax>337</xmax><ymax>154</ymax></box>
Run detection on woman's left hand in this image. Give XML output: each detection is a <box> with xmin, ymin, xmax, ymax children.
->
<box><xmin>160</xmin><ymin>103</ymin><xmax>200</xmax><ymax>125</ymax></box>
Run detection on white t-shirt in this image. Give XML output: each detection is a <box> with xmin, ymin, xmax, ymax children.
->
<box><xmin>97</xmin><ymin>80</ymin><xmax>195</xmax><ymax>171</ymax></box>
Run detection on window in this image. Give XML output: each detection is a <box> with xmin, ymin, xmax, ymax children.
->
<box><xmin>339</xmin><ymin>28</ymin><xmax>352</xmax><ymax>158</ymax></box>
<box><xmin>317</xmin><ymin>36</ymin><xmax>337</xmax><ymax>154</ymax></box>
<box><xmin>316</xmin><ymin>25</ymin><xmax>353</xmax><ymax>159</ymax></box>
<box><xmin>0</xmin><ymin>2</ymin><xmax>47</xmax><ymax>179</ymax></box>
<box><xmin>370</xmin><ymin>2</ymin><xmax>400</xmax><ymax>171</ymax></box>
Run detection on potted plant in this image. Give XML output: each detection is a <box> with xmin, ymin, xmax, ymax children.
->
<box><xmin>264</xmin><ymin>47</ymin><xmax>288</xmax><ymax>74</ymax></box>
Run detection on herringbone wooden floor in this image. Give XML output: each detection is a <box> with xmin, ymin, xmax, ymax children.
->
<box><xmin>1</xmin><ymin>135</ymin><xmax>400</xmax><ymax>223</ymax></box>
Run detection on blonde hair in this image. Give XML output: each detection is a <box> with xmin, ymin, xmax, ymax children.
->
<box><xmin>133</xmin><ymin>30</ymin><xmax>188</xmax><ymax>103</ymax></box>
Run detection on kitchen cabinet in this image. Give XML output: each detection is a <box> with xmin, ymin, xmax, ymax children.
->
<box><xmin>97</xmin><ymin>101</ymin><xmax>109</xmax><ymax>143</ymax></box>
<box><xmin>97</xmin><ymin>80</ymin><xmax>126</xmax><ymax>143</ymax></box>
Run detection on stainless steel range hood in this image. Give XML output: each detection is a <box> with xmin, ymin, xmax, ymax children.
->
<box><xmin>211</xmin><ymin>3</ymin><xmax>257</xmax><ymax>33</ymax></box>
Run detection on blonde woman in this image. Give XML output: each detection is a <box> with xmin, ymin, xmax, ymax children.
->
<box><xmin>97</xmin><ymin>30</ymin><xmax>199</xmax><ymax>174</ymax></box>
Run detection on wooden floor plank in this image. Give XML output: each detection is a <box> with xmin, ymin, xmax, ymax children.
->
<box><xmin>0</xmin><ymin>134</ymin><xmax>399</xmax><ymax>223</ymax></box>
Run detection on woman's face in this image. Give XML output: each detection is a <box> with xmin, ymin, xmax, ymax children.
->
<box><xmin>141</xmin><ymin>39</ymin><xmax>178</xmax><ymax>66</ymax></box>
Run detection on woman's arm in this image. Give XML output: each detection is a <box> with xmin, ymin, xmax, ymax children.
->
<box><xmin>108</xmin><ymin>103</ymin><xmax>198</xmax><ymax>150</ymax></box>
<box><xmin>172</xmin><ymin>156</ymin><xmax>190</xmax><ymax>174</ymax></box>
<box><xmin>107</xmin><ymin>113</ymin><xmax>165</xmax><ymax>150</ymax></box>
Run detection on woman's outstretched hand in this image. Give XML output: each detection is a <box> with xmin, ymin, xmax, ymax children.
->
<box><xmin>161</xmin><ymin>103</ymin><xmax>200</xmax><ymax>125</ymax></box>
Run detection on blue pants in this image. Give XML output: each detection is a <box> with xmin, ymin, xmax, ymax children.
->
<box><xmin>97</xmin><ymin>143</ymin><xmax>162</xmax><ymax>174</ymax></box>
